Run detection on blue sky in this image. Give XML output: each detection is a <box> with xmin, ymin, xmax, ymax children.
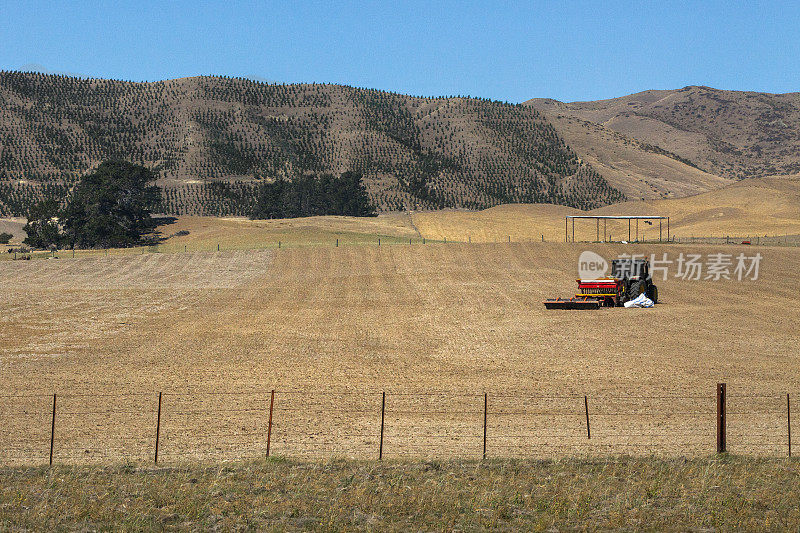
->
<box><xmin>1</xmin><ymin>1</ymin><xmax>798</xmax><ymax>103</ymax></box>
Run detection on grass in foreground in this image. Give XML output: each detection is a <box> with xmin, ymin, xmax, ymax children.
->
<box><xmin>1</xmin><ymin>456</ymin><xmax>798</xmax><ymax>531</ymax></box>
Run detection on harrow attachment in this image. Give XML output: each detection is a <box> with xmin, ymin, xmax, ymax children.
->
<box><xmin>543</xmin><ymin>279</ymin><xmax>623</xmax><ymax>310</ymax></box>
<box><xmin>543</xmin><ymin>296</ymin><xmax>601</xmax><ymax>310</ymax></box>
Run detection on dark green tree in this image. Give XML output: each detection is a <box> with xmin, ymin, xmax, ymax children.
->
<box><xmin>23</xmin><ymin>199</ymin><xmax>63</xmax><ymax>248</ymax></box>
<box><xmin>61</xmin><ymin>161</ymin><xmax>161</xmax><ymax>248</ymax></box>
<box><xmin>250</xmin><ymin>171</ymin><xmax>376</xmax><ymax>219</ymax></box>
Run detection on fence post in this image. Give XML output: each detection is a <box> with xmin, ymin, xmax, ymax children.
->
<box><xmin>788</xmin><ymin>393</ymin><xmax>792</xmax><ymax>458</ymax></box>
<box><xmin>483</xmin><ymin>392</ymin><xmax>487</xmax><ymax>460</ymax></box>
<box><xmin>379</xmin><ymin>391</ymin><xmax>385</xmax><ymax>460</ymax></box>
<box><xmin>336</xmin><ymin>238</ymin><xmax>338</xmax><ymax>247</ymax></box>
<box><xmin>584</xmin><ymin>395</ymin><xmax>591</xmax><ymax>439</ymax></box>
<box><xmin>154</xmin><ymin>392</ymin><xmax>162</xmax><ymax>465</ymax></box>
<box><xmin>49</xmin><ymin>393</ymin><xmax>56</xmax><ymax>466</ymax></box>
<box><xmin>266</xmin><ymin>390</ymin><xmax>275</xmax><ymax>458</ymax></box>
<box><xmin>717</xmin><ymin>383</ymin><xmax>727</xmax><ymax>453</ymax></box>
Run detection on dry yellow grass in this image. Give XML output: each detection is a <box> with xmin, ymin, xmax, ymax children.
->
<box><xmin>528</xmin><ymin>112</ymin><xmax>735</xmax><ymax>199</ymax></box>
<box><xmin>3</xmin><ymin>457</ymin><xmax>800</xmax><ymax>530</ymax></box>
<box><xmin>156</xmin><ymin>212</ymin><xmax>421</xmax><ymax>252</ymax></box>
<box><xmin>410</xmin><ymin>174</ymin><xmax>800</xmax><ymax>243</ymax></box>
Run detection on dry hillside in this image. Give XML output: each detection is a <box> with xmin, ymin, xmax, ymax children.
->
<box><xmin>0</xmin><ymin>71</ymin><xmax>623</xmax><ymax>216</ymax></box>
<box><xmin>527</xmin><ymin>86</ymin><xmax>800</xmax><ymax>197</ymax></box>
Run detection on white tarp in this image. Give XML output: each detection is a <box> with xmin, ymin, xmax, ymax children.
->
<box><xmin>624</xmin><ymin>293</ymin><xmax>654</xmax><ymax>308</ymax></box>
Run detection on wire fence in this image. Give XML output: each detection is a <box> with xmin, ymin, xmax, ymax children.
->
<box><xmin>672</xmin><ymin>235</ymin><xmax>800</xmax><ymax>247</ymax></box>
<box><xmin>5</xmin><ymin>231</ymin><xmax>799</xmax><ymax>262</ymax></box>
<box><xmin>0</xmin><ymin>385</ymin><xmax>794</xmax><ymax>466</ymax></box>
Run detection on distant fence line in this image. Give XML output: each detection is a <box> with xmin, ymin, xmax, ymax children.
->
<box><xmin>0</xmin><ymin>383</ymin><xmax>794</xmax><ymax>466</ymax></box>
<box><xmin>5</xmin><ymin>232</ymin><xmax>800</xmax><ymax>261</ymax></box>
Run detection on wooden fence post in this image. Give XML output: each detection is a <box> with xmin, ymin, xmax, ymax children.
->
<box><xmin>154</xmin><ymin>392</ymin><xmax>162</xmax><ymax>465</ymax></box>
<box><xmin>49</xmin><ymin>393</ymin><xmax>56</xmax><ymax>466</ymax></box>
<box><xmin>584</xmin><ymin>395</ymin><xmax>591</xmax><ymax>439</ymax></box>
<box><xmin>717</xmin><ymin>383</ymin><xmax>727</xmax><ymax>453</ymax></box>
<box><xmin>266</xmin><ymin>390</ymin><xmax>275</xmax><ymax>458</ymax></box>
<box><xmin>379</xmin><ymin>392</ymin><xmax>385</xmax><ymax>460</ymax></box>
<box><xmin>483</xmin><ymin>392</ymin><xmax>487</xmax><ymax>460</ymax></box>
<box><xmin>788</xmin><ymin>393</ymin><xmax>792</xmax><ymax>458</ymax></box>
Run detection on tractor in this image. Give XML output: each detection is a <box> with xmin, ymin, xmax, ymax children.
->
<box><xmin>544</xmin><ymin>258</ymin><xmax>658</xmax><ymax>309</ymax></box>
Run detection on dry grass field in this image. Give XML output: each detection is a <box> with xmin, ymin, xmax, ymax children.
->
<box><xmin>3</xmin><ymin>457</ymin><xmax>800</xmax><ymax>530</ymax></box>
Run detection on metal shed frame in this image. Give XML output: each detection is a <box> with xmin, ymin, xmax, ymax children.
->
<box><xmin>565</xmin><ymin>215</ymin><xmax>670</xmax><ymax>243</ymax></box>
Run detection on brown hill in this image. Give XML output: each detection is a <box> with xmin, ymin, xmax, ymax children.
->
<box><xmin>526</xmin><ymin>86</ymin><xmax>800</xmax><ymax>198</ymax></box>
<box><xmin>0</xmin><ymin>71</ymin><xmax>623</xmax><ymax>216</ymax></box>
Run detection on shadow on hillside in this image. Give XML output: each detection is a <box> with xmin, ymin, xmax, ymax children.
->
<box><xmin>144</xmin><ymin>216</ymin><xmax>179</xmax><ymax>244</ymax></box>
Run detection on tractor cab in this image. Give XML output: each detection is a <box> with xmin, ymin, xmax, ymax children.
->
<box><xmin>611</xmin><ymin>258</ymin><xmax>657</xmax><ymax>302</ymax></box>
<box><xmin>611</xmin><ymin>258</ymin><xmax>650</xmax><ymax>281</ymax></box>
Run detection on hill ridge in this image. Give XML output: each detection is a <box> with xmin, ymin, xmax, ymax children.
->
<box><xmin>526</xmin><ymin>85</ymin><xmax>800</xmax><ymax>184</ymax></box>
<box><xmin>0</xmin><ymin>71</ymin><xmax>624</xmax><ymax>216</ymax></box>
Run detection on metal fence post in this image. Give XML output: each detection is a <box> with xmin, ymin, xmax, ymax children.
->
<box><xmin>379</xmin><ymin>392</ymin><xmax>385</xmax><ymax>460</ymax></box>
<box><xmin>266</xmin><ymin>390</ymin><xmax>275</xmax><ymax>458</ymax></box>
<box><xmin>584</xmin><ymin>395</ymin><xmax>591</xmax><ymax>439</ymax></box>
<box><xmin>717</xmin><ymin>383</ymin><xmax>727</xmax><ymax>453</ymax></box>
<box><xmin>49</xmin><ymin>393</ymin><xmax>56</xmax><ymax>466</ymax></box>
<box><xmin>154</xmin><ymin>392</ymin><xmax>162</xmax><ymax>465</ymax></box>
<box><xmin>788</xmin><ymin>393</ymin><xmax>792</xmax><ymax>458</ymax></box>
<box><xmin>483</xmin><ymin>392</ymin><xmax>487</xmax><ymax>460</ymax></box>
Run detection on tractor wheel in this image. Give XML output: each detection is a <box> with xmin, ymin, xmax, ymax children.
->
<box><xmin>628</xmin><ymin>280</ymin><xmax>646</xmax><ymax>300</ymax></box>
<box><xmin>649</xmin><ymin>284</ymin><xmax>658</xmax><ymax>304</ymax></box>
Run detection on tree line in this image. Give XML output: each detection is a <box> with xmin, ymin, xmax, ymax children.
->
<box><xmin>22</xmin><ymin>162</ymin><xmax>376</xmax><ymax>249</ymax></box>
<box><xmin>250</xmin><ymin>171</ymin><xmax>376</xmax><ymax>219</ymax></box>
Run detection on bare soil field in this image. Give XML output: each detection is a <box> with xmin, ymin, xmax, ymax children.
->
<box><xmin>2</xmin><ymin>240</ymin><xmax>798</xmax><ymax>464</ymax></box>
